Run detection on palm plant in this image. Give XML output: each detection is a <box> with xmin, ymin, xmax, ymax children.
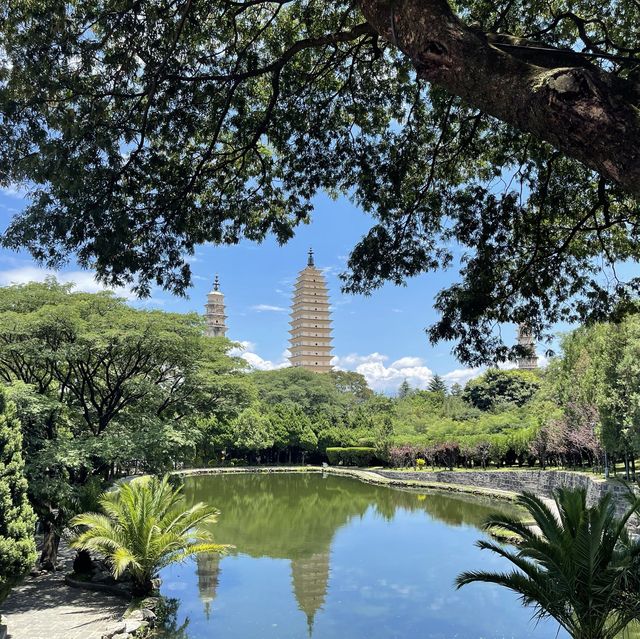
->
<box><xmin>70</xmin><ymin>475</ymin><xmax>227</xmax><ymax>595</ymax></box>
<box><xmin>456</xmin><ymin>488</ymin><xmax>640</xmax><ymax>639</ymax></box>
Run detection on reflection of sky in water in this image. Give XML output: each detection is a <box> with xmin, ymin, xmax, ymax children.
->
<box><xmin>158</xmin><ymin>474</ymin><xmax>567</xmax><ymax>639</ymax></box>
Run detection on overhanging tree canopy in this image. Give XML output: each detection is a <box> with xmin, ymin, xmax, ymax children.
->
<box><xmin>1</xmin><ymin>0</ymin><xmax>639</xmax><ymax>364</ymax></box>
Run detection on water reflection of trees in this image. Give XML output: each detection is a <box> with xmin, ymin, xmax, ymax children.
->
<box><xmin>182</xmin><ymin>473</ymin><xmax>519</xmax><ymax>630</ymax></box>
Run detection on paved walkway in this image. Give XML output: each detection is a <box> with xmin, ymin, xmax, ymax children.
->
<box><xmin>0</xmin><ymin>543</ymin><xmax>127</xmax><ymax>639</ymax></box>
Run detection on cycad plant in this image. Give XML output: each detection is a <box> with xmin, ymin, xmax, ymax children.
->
<box><xmin>70</xmin><ymin>475</ymin><xmax>227</xmax><ymax>595</ymax></box>
<box><xmin>456</xmin><ymin>488</ymin><xmax>640</xmax><ymax>639</ymax></box>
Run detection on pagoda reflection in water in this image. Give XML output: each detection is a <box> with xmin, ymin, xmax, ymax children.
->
<box><xmin>291</xmin><ymin>551</ymin><xmax>331</xmax><ymax>635</ymax></box>
<box><xmin>195</xmin><ymin>552</ymin><xmax>221</xmax><ymax>620</ymax></box>
<box><xmin>188</xmin><ymin>473</ymin><xmax>517</xmax><ymax>634</ymax></box>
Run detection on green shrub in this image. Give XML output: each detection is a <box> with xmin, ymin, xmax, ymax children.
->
<box><xmin>326</xmin><ymin>447</ymin><xmax>377</xmax><ymax>466</ymax></box>
<box><xmin>70</xmin><ymin>475</ymin><xmax>227</xmax><ymax>596</ymax></box>
<box><xmin>0</xmin><ymin>389</ymin><xmax>37</xmax><ymax>600</ymax></box>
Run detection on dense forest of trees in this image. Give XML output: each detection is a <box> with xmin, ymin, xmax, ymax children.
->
<box><xmin>1</xmin><ymin>279</ymin><xmax>639</xmax><ymax>579</ymax></box>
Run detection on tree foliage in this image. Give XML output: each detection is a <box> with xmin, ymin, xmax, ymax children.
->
<box><xmin>457</xmin><ymin>488</ymin><xmax>640</xmax><ymax>639</ymax></box>
<box><xmin>0</xmin><ymin>388</ymin><xmax>36</xmax><ymax>598</ymax></box>
<box><xmin>71</xmin><ymin>475</ymin><xmax>227</xmax><ymax>595</ymax></box>
<box><xmin>1</xmin><ymin>0</ymin><xmax>639</xmax><ymax>363</ymax></box>
<box><xmin>548</xmin><ymin>313</ymin><xmax>640</xmax><ymax>475</ymax></box>
<box><xmin>428</xmin><ymin>374</ymin><xmax>447</xmax><ymax>394</ymax></box>
<box><xmin>463</xmin><ymin>369</ymin><xmax>541</xmax><ymax>410</ymax></box>
<box><xmin>0</xmin><ymin>279</ymin><xmax>248</xmax><ymax>567</ymax></box>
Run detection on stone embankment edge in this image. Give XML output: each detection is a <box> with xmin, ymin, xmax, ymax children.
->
<box><xmin>65</xmin><ymin>574</ymin><xmax>131</xmax><ymax>599</ymax></box>
<box><xmin>174</xmin><ymin>466</ymin><xmax>522</xmax><ymax>502</ymax></box>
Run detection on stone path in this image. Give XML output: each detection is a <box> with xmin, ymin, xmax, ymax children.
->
<box><xmin>0</xmin><ymin>542</ymin><xmax>127</xmax><ymax>639</ymax></box>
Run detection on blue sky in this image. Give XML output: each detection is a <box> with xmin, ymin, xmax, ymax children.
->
<box><xmin>0</xmin><ymin>187</ymin><xmax>548</xmax><ymax>393</ymax></box>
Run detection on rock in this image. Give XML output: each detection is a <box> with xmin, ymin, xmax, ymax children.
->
<box><xmin>124</xmin><ymin>619</ymin><xmax>148</xmax><ymax>634</ymax></box>
<box><xmin>129</xmin><ymin>608</ymin><xmax>156</xmax><ymax>622</ymax></box>
<box><xmin>101</xmin><ymin>622</ymin><xmax>126</xmax><ymax>638</ymax></box>
<box><xmin>0</xmin><ymin>623</ymin><xmax>7</xmax><ymax>639</ymax></box>
<box><xmin>110</xmin><ymin>634</ymin><xmax>129</xmax><ymax>639</ymax></box>
<box><xmin>141</xmin><ymin>608</ymin><xmax>156</xmax><ymax>624</ymax></box>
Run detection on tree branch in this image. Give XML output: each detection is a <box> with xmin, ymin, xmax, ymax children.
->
<box><xmin>358</xmin><ymin>0</ymin><xmax>640</xmax><ymax>194</ymax></box>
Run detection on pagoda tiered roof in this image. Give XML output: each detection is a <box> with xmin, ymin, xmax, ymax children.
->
<box><xmin>288</xmin><ymin>249</ymin><xmax>334</xmax><ymax>372</ymax></box>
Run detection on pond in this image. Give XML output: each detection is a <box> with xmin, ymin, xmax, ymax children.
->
<box><xmin>158</xmin><ymin>472</ymin><xmax>568</xmax><ymax>639</ymax></box>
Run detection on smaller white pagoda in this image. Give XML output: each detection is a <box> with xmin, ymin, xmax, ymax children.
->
<box><xmin>204</xmin><ymin>275</ymin><xmax>228</xmax><ymax>337</ymax></box>
<box><xmin>516</xmin><ymin>324</ymin><xmax>538</xmax><ymax>369</ymax></box>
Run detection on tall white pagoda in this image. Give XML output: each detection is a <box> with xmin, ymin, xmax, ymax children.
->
<box><xmin>289</xmin><ymin>249</ymin><xmax>333</xmax><ymax>372</ymax></box>
<box><xmin>516</xmin><ymin>324</ymin><xmax>538</xmax><ymax>369</ymax></box>
<box><xmin>204</xmin><ymin>275</ymin><xmax>227</xmax><ymax>337</ymax></box>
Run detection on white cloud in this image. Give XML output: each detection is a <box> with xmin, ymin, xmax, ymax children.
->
<box><xmin>251</xmin><ymin>304</ymin><xmax>288</xmax><ymax>313</ymax></box>
<box><xmin>333</xmin><ymin>352</ymin><xmax>434</xmax><ymax>393</ymax></box>
<box><xmin>0</xmin><ymin>266</ymin><xmax>138</xmax><ymax>300</ymax></box>
<box><xmin>225</xmin><ymin>341</ymin><xmax>544</xmax><ymax>394</ymax></box>
<box><xmin>1</xmin><ymin>185</ymin><xmax>27</xmax><ymax>199</ymax></box>
<box><xmin>390</xmin><ymin>356</ymin><xmax>424</xmax><ymax>368</ymax></box>
<box><xmin>228</xmin><ymin>340</ymin><xmax>256</xmax><ymax>357</ymax></box>
<box><xmin>333</xmin><ymin>352</ymin><xmax>388</xmax><ymax>367</ymax></box>
<box><xmin>319</xmin><ymin>265</ymin><xmax>338</xmax><ymax>277</ymax></box>
<box><xmin>442</xmin><ymin>367</ymin><xmax>484</xmax><ymax>386</ymax></box>
<box><xmin>241</xmin><ymin>351</ymin><xmax>289</xmax><ymax>371</ymax></box>
<box><xmin>537</xmin><ymin>353</ymin><xmax>550</xmax><ymax>368</ymax></box>
<box><xmin>230</xmin><ymin>340</ymin><xmax>289</xmax><ymax>371</ymax></box>
<box><xmin>241</xmin><ymin>352</ymin><xmax>284</xmax><ymax>371</ymax></box>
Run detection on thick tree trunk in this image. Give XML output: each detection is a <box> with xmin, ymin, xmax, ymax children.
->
<box><xmin>359</xmin><ymin>0</ymin><xmax>640</xmax><ymax>194</ymax></box>
<box><xmin>39</xmin><ymin>518</ymin><xmax>61</xmax><ymax>571</ymax></box>
<box><xmin>624</xmin><ymin>452</ymin><xmax>630</xmax><ymax>480</ymax></box>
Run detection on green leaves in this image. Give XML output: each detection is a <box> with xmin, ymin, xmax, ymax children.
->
<box><xmin>463</xmin><ymin>369</ymin><xmax>542</xmax><ymax>411</ymax></box>
<box><xmin>457</xmin><ymin>488</ymin><xmax>640</xmax><ymax>639</ymax></box>
<box><xmin>70</xmin><ymin>475</ymin><xmax>228</xmax><ymax>594</ymax></box>
<box><xmin>1</xmin><ymin>1</ymin><xmax>638</xmax><ymax>362</ymax></box>
<box><xmin>0</xmin><ymin>281</ymin><xmax>249</xmax><ymax>565</ymax></box>
<box><xmin>0</xmin><ymin>388</ymin><xmax>37</xmax><ymax>599</ymax></box>
<box><xmin>550</xmin><ymin>314</ymin><xmax>640</xmax><ymax>460</ymax></box>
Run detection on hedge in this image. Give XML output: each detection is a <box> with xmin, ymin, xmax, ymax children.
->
<box><xmin>326</xmin><ymin>447</ymin><xmax>377</xmax><ymax>466</ymax></box>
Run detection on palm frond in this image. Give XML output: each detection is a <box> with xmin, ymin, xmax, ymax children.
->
<box><xmin>457</xmin><ymin>487</ymin><xmax>640</xmax><ymax>639</ymax></box>
<box><xmin>69</xmin><ymin>474</ymin><xmax>225</xmax><ymax>595</ymax></box>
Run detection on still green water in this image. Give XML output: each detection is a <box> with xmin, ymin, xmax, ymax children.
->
<box><xmin>158</xmin><ymin>472</ymin><xmax>568</xmax><ymax>639</ymax></box>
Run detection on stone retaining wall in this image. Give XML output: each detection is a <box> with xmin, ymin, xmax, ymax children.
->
<box><xmin>375</xmin><ymin>469</ymin><xmax>639</xmax><ymax>528</ymax></box>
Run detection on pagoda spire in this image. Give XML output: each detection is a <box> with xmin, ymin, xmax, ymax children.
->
<box><xmin>307</xmin><ymin>247</ymin><xmax>314</xmax><ymax>267</ymax></box>
<box><xmin>213</xmin><ymin>273</ymin><xmax>220</xmax><ymax>291</ymax></box>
